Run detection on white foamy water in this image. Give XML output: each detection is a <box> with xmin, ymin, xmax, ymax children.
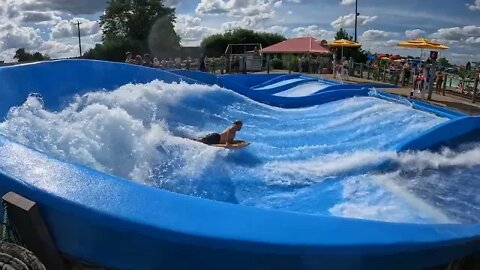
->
<box><xmin>0</xmin><ymin>80</ymin><xmax>223</xmax><ymax>185</ymax></box>
<box><xmin>0</xmin><ymin>80</ymin><xmax>478</xmax><ymax>224</ymax></box>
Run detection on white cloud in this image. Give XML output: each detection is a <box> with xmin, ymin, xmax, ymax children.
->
<box><xmin>51</xmin><ymin>18</ymin><xmax>100</xmax><ymax>39</ymax></box>
<box><xmin>362</xmin><ymin>29</ymin><xmax>395</xmax><ymax>40</ymax></box>
<box><xmin>466</xmin><ymin>36</ymin><xmax>480</xmax><ymax>45</ymax></box>
<box><xmin>0</xmin><ymin>48</ymin><xmax>17</xmax><ymax>62</ymax></box>
<box><xmin>18</xmin><ymin>0</ymin><xmax>108</xmax><ymax>15</ymax></box>
<box><xmin>341</xmin><ymin>0</ymin><xmax>356</xmax><ymax>5</ymax></box>
<box><xmin>196</xmin><ymin>0</ymin><xmax>282</xmax><ymax>17</ymax></box>
<box><xmin>221</xmin><ymin>12</ymin><xmax>274</xmax><ymax>31</ymax></box>
<box><xmin>463</xmin><ymin>25</ymin><xmax>480</xmax><ymax>36</ymax></box>
<box><xmin>196</xmin><ymin>0</ymin><xmax>283</xmax><ymax>35</ymax></box>
<box><xmin>467</xmin><ymin>0</ymin><xmax>480</xmax><ymax>11</ymax></box>
<box><xmin>21</xmin><ymin>11</ymin><xmax>61</xmax><ymax>23</ymax></box>
<box><xmin>431</xmin><ymin>25</ymin><xmax>480</xmax><ymax>41</ymax></box>
<box><xmin>331</xmin><ymin>13</ymin><xmax>377</xmax><ymax>29</ymax></box>
<box><xmin>447</xmin><ymin>53</ymin><xmax>479</xmax><ymax>64</ymax></box>
<box><xmin>175</xmin><ymin>15</ymin><xmax>216</xmax><ymax>45</ymax></box>
<box><xmin>405</xmin><ymin>29</ymin><xmax>426</xmax><ymax>39</ymax></box>
<box><xmin>259</xmin><ymin>25</ymin><xmax>288</xmax><ymax>34</ymax></box>
<box><xmin>38</xmin><ymin>40</ymin><xmax>76</xmax><ymax>58</ymax></box>
<box><xmin>292</xmin><ymin>25</ymin><xmax>336</xmax><ymax>40</ymax></box>
<box><xmin>0</xmin><ymin>23</ymin><xmax>43</xmax><ymax>50</ymax></box>
<box><xmin>164</xmin><ymin>0</ymin><xmax>181</xmax><ymax>6</ymax></box>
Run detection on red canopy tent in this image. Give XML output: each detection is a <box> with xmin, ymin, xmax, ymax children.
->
<box><xmin>262</xmin><ymin>37</ymin><xmax>332</xmax><ymax>55</ymax></box>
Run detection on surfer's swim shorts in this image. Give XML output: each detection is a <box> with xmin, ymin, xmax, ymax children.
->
<box><xmin>199</xmin><ymin>133</ymin><xmax>221</xmax><ymax>145</ymax></box>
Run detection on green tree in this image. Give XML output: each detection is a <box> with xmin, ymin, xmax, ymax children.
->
<box><xmin>438</xmin><ymin>57</ymin><xmax>452</xmax><ymax>68</ymax></box>
<box><xmin>201</xmin><ymin>28</ymin><xmax>286</xmax><ymax>57</ymax></box>
<box><xmin>14</xmin><ymin>48</ymin><xmax>49</xmax><ymax>62</ymax></box>
<box><xmin>85</xmin><ymin>0</ymin><xmax>180</xmax><ymax>60</ymax></box>
<box><xmin>335</xmin><ymin>28</ymin><xmax>353</xmax><ymax>41</ymax></box>
<box><xmin>332</xmin><ymin>28</ymin><xmax>368</xmax><ymax>63</ymax></box>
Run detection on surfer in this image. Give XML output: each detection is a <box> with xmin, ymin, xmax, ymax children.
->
<box><xmin>198</xmin><ymin>120</ymin><xmax>243</xmax><ymax>146</ymax></box>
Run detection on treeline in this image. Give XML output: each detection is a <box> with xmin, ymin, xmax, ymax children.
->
<box><xmin>200</xmin><ymin>28</ymin><xmax>286</xmax><ymax>57</ymax></box>
<box><xmin>14</xmin><ymin>48</ymin><xmax>50</xmax><ymax>62</ymax></box>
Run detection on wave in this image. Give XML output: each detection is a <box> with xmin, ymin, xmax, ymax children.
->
<box><xmin>1</xmin><ymin>80</ymin><xmax>477</xmax><ymax>224</ymax></box>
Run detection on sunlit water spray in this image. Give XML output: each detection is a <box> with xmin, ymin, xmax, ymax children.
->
<box><xmin>1</xmin><ymin>80</ymin><xmax>479</xmax><ymax>224</ymax></box>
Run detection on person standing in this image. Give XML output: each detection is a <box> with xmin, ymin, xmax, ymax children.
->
<box><xmin>435</xmin><ymin>69</ymin><xmax>445</xmax><ymax>94</ymax></box>
<box><xmin>402</xmin><ymin>61</ymin><xmax>411</xmax><ymax>86</ymax></box>
<box><xmin>198</xmin><ymin>55</ymin><xmax>206</xmax><ymax>72</ymax></box>
<box><xmin>342</xmin><ymin>57</ymin><xmax>349</xmax><ymax>81</ymax></box>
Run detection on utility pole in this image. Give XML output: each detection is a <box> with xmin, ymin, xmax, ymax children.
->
<box><xmin>76</xmin><ymin>21</ymin><xmax>82</xmax><ymax>57</ymax></box>
<box><xmin>354</xmin><ymin>0</ymin><xmax>359</xmax><ymax>42</ymax></box>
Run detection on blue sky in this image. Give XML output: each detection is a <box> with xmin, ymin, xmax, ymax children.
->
<box><xmin>0</xmin><ymin>0</ymin><xmax>478</xmax><ymax>64</ymax></box>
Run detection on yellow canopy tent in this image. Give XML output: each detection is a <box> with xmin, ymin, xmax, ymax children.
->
<box><xmin>397</xmin><ymin>38</ymin><xmax>449</xmax><ymax>59</ymax></box>
<box><xmin>328</xmin><ymin>39</ymin><xmax>361</xmax><ymax>58</ymax></box>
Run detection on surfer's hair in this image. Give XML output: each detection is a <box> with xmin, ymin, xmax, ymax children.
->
<box><xmin>234</xmin><ymin>120</ymin><xmax>243</xmax><ymax>126</ymax></box>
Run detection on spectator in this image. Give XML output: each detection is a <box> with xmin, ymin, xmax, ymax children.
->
<box><xmin>435</xmin><ymin>69</ymin><xmax>445</xmax><ymax>94</ymax></box>
<box><xmin>143</xmin><ymin>54</ymin><xmax>153</xmax><ymax>67</ymax></box>
<box><xmin>298</xmin><ymin>56</ymin><xmax>303</xmax><ymax>73</ymax></box>
<box><xmin>186</xmin><ymin>57</ymin><xmax>191</xmax><ymax>70</ymax></box>
<box><xmin>125</xmin><ymin>52</ymin><xmax>134</xmax><ymax>64</ymax></box>
<box><xmin>253</xmin><ymin>46</ymin><xmax>260</xmax><ymax>55</ymax></box>
<box><xmin>173</xmin><ymin>57</ymin><xmax>180</xmax><ymax>69</ymax></box>
<box><xmin>342</xmin><ymin>57</ymin><xmax>349</xmax><ymax>81</ymax></box>
<box><xmin>134</xmin><ymin>55</ymin><xmax>143</xmax><ymax>65</ymax></box>
<box><xmin>225</xmin><ymin>54</ymin><xmax>230</xmax><ymax>74</ymax></box>
<box><xmin>402</xmin><ymin>61</ymin><xmax>411</xmax><ymax>86</ymax></box>
<box><xmin>220</xmin><ymin>55</ymin><xmax>226</xmax><ymax>74</ymax></box>
<box><xmin>349</xmin><ymin>57</ymin><xmax>354</xmax><ymax>76</ymax></box>
<box><xmin>153</xmin><ymin>57</ymin><xmax>160</xmax><ymax>68</ymax></box>
<box><xmin>234</xmin><ymin>56</ymin><xmax>240</xmax><ymax>73</ymax></box>
<box><xmin>466</xmin><ymin>61</ymin><xmax>472</xmax><ymax>71</ymax></box>
<box><xmin>199</xmin><ymin>54</ymin><xmax>206</xmax><ymax>72</ymax></box>
<box><xmin>332</xmin><ymin>59</ymin><xmax>337</xmax><ymax>78</ymax></box>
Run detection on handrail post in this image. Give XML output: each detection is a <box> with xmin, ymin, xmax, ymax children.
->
<box><xmin>267</xmin><ymin>54</ymin><xmax>270</xmax><ymax>74</ymax></box>
<box><xmin>443</xmin><ymin>74</ymin><xmax>447</xmax><ymax>96</ymax></box>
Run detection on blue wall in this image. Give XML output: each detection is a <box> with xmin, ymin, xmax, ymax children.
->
<box><xmin>396</xmin><ymin>116</ymin><xmax>480</xmax><ymax>151</ymax></box>
<box><xmin>0</xmin><ymin>60</ymin><xmax>480</xmax><ymax>270</ymax></box>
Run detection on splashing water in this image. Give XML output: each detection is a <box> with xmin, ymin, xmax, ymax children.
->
<box><xmin>1</xmin><ymin>80</ymin><xmax>479</xmax><ymax>224</ymax></box>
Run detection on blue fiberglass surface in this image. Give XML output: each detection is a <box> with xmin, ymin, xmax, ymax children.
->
<box><xmin>3</xmin><ymin>74</ymin><xmax>480</xmax><ymax>224</ymax></box>
<box><xmin>253</xmin><ymin>78</ymin><xmax>307</xmax><ymax>90</ymax></box>
<box><xmin>1</xmin><ymin>60</ymin><xmax>480</xmax><ymax>269</ymax></box>
<box><xmin>274</xmin><ymin>82</ymin><xmax>331</xmax><ymax>97</ymax></box>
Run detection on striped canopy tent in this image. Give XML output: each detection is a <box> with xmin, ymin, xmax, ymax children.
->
<box><xmin>328</xmin><ymin>39</ymin><xmax>361</xmax><ymax>58</ymax></box>
<box><xmin>397</xmin><ymin>38</ymin><xmax>449</xmax><ymax>59</ymax></box>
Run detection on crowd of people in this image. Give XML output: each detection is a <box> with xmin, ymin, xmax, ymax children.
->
<box><xmin>295</xmin><ymin>55</ymin><xmax>331</xmax><ymax>74</ymax></box>
<box><xmin>332</xmin><ymin>57</ymin><xmax>354</xmax><ymax>81</ymax></box>
<box><xmin>125</xmin><ymin>52</ymin><xmax>197</xmax><ymax>69</ymax></box>
<box><xmin>124</xmin><ymin>51</ymin><xmax>256</xmax><ymax>74</ymax></box>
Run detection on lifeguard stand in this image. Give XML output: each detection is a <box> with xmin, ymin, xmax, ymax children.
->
<box><xmin>224</xmin><ymin>43</ymin><xmax>263</xmax><ymax>73</ymax></box>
